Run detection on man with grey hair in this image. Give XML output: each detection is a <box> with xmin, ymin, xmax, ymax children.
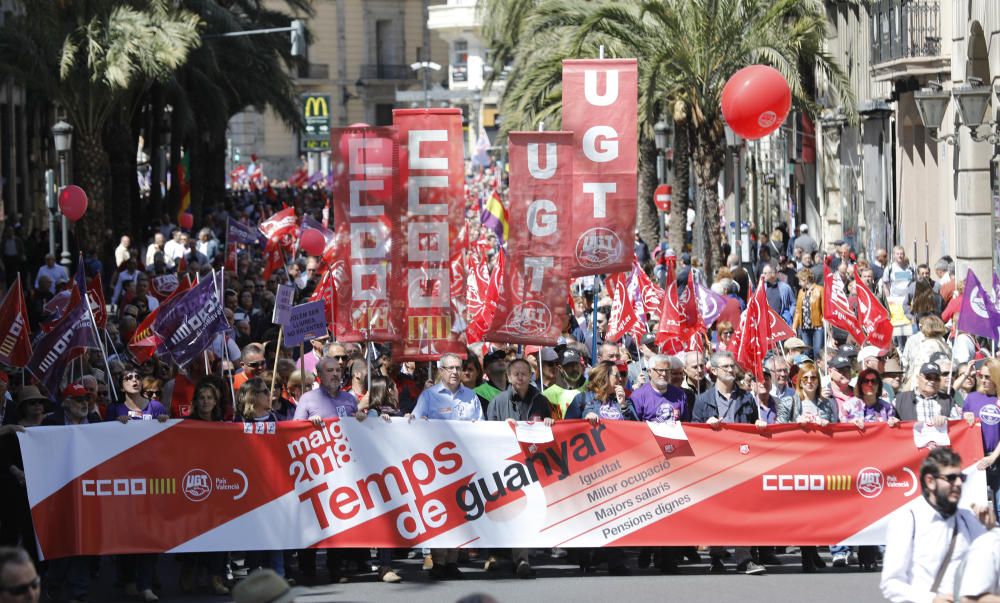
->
<box><xmin>693</xmin><ymin>351</ymin><xmax>768</xmax><ymax>576</ymax></box>
<box><xmin>407</xmin><ymin>353</ymin><xmax>482</xmax><ymax>579</ymax></box>
<box><xmin>631</xmin><ymin>354</ymin><xmax>691</xmax><ymax>424</ymax></box>
<box><xmin>682</xmin><ymin>350</ymin><xmax>710</xmax><ymax>395</ymax></box>
<box><xmin>765</xmin><ymin>354</ymin><xmax>795</xmax><ymax>407</ymax></box>
<box><xmin>293</xmin><ymin>356</ymin><xmax>359</xmax><ymax>423</ymax></box>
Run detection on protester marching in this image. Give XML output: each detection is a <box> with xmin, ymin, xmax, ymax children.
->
<box><xmin>0</xmin><ymin>61</ymin><xmax>999</xmax><ymax>603</ymax></box>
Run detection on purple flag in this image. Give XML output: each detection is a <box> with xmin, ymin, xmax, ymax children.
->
<box><xmin>696</xmin><ymin>281</ymin><xmax>728</xmax><ymax>327</ymax></box>
<box><xmin>957</xmin><ymin>269</ymin><xmax>1000</xmax><ymax>339</ymax></box>
<box><xmin>152</xmin><ymin>271</ymin><xmax>228</xmax><ymax>367</ymax></box>
<box><xmin>227</xmin><ymin>217</ymin><xmax>262</xmax><ymax>246</ymax></box>
<box><xmin>27</xmin><ymin>300</ymin><xmax>99</xmax><ymax>397</ymax></box>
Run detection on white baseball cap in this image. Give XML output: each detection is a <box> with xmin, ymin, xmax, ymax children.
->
<box><xmin>857</xmin><ymin>345</ymin><xmax>887</xmax><ymax>364</ymax></box>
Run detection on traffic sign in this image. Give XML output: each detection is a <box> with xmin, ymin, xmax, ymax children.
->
<box><xmin>654</xmin><ymin>184</ymin><xmax>672</xmax><ymax>212</ymax></box>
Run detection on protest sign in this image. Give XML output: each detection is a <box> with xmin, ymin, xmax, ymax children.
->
<box><xmin>273</xmin><ymin>284</ymin><xmax>295</xmax><ymax>326</ymax></box>
<box><xmin>283</xmin><ymin>301</ymin><xmax>327</xmax><ymax>346</ymax></box>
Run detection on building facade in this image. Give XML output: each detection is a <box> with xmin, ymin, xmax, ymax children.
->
<box><xmin>229</xmin><ymin>0</ymin><xmax>450</xmax><ymax>179</ymax></box>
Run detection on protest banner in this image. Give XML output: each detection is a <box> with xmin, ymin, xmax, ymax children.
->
<box><xmin>273</xmin><ymin>284</ymin><xmax>295</xmax><ymax>326</ymax></box>
<box><xmin>562</xmin><ymin>58</ymin><xmax>638</xmax><ymax>276</ymax></box>
<box><xmin>19</xmin><ymin>419</ymin><xmax>983</xmax><ymax>559</ymax></box>
<box><xmin>485</xmin><ymin>132</ymin><xmax>573</xmax><ymax>345</ymax></box>
<box><xmin>151</xmin><ymin>272</ymin><xmax>228</xmax><ymax>367</ymax></box>
<box><xmin>392</xmin><ymin>108</ymin><xmax>467</xmax><ymax>360</ymax></box>
<box><xmin>283</xmin><ymin>301</ymin><xmax>328</xmax><ymax>347</ymax></box>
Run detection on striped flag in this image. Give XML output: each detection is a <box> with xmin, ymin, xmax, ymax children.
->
<box><xmin>480</xmin><ymin>189</ymin><xmax>509</xmax><ymax>243</ymax></box>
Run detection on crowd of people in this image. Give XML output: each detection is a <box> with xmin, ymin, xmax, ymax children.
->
<box><xmin>0</xmin><ymin>177</ymin><xmax>997</xmax><ymax>602</ymax></box>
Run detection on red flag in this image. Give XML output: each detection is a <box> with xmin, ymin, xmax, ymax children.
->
<box><xmin>733</xmin><ymin>279</ymin><xmax>772</xmax><ymax>381</ymax></box>
<box><xmin>129</xmin><ymin>276</ymin><xmax>192</xmax><ymax>363</ymax></box>
<box><xmin>823</xmin><ymin>263</ymin><xmax>864</xmax><ymax>343</ymax></box>
<box><xmin>854</xmin><ymin>266</ymin><xmax>894</xmax><ymax>349</ymax></box>
<box><xmin>261</xmin><ymin>238</ymin><xmax>285</xmax><ymax>281</ymax></box>
<box><xmin>468</xmin><ymin>248</ymin><xmax>504</xmax><ymax>344</ymax></box>
<box><xmin>633</xmin><ymin>261</ymin><xmax>664</xmax><ymax>320</ymax></box>
<box><xmin>149</xmin><ymin>274</ymin><xmax>179</xmax><ymax>302</ymax></box>
<box><xmin>465</xmin><ymin>240</ymin><xmax>492</xmax><ymax>323</ymax></box>
<box><xmin>88</xmin><ymin>274</ymin><xmax>107</xmax><ymax>329</ymax></box>
<box><xmin>605</xmin><ymin>272</ymin><xmax>639</xmax><ymax>342</ymax></box>
<box><xmin>766</xmin><ymin>305</ymin><xmax>796</xmax><ymax>344</ymax></box>
<box><xmin>224</xmin><ymin>242</ymin><xmax>239</xmax><ymax>272</ymax></box>
<box><xmin>258</xmin><ymin>206</ymin><xmax>298</xmax><ymax>242</ymax></box>
<box><xmin>655</xmin><ymin>258</ymin><xmax>681</xmax><ymax>347</ymax></box>
<box><xmin>0</xmin><ymin>276</ymin><xmax>32</xmax><ymax>367</ymax></box>
<box><xmin>678</xmin><ymin>269</ymin><xmax>704</xmax><ymax>336</ymax></box>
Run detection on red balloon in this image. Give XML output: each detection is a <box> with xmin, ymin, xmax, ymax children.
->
<box><xmin>337</xmin><ymin>126</ymin><xmax>394</xmax><ymax>201</ymax></box>
<box><xmin>179</xmin><ymin>212</ymin><xmax>194</xmax><ymax>230</ymax></box>
<box><xmin>300</xmin><ymin>228</ymin><xmax>326</xmax><ymax>257</ymax></box>
<box><xmin>720</xmin><ymin>65</ymin><xmax>792</xmax><ymax>140</ymax></box>
<box><xmin>58</xmin><ymin>185</ymin><xmax>88</xmax><ymax>222</ymax></box>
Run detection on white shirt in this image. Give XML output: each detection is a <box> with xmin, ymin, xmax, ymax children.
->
<box><xmin>881</xmin><ymin>497</ymin><xmax>986</xmax><ymax>603</ymax></box>
<box><xmin>958</xmin><ymin>529</ymin><xmax>1000</xmax><ymax>599</ymax></box>
<box><xmin>145</xmin><ymin>243</ymin><xmax>163</xmax><ymax>267</ymax></box>
<box><xmin>163</xmin><ymin>239</ymin><xmax>185</xmax><ymax>265</ymax></box>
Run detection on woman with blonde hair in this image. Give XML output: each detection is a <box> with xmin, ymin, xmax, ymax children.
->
<box><xmin>968</xmin><ymin>359</ymin><xmax>1000</xmax><ymax>517</ymax></box>
<box><xmin>237</xmin><ymin>377</ymin><xmax>279</xmax><ymax>423</ymax></box>
<box><xmin>900</xmin><ymin>315</ymin><xmax>950</xmax><ymax>390</ymax></box>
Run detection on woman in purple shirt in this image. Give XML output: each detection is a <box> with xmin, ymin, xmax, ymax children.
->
<box><xmin>852</xmin><ymin>368</ymin><xmax>899</xmax><ymax>427</ymax></box>
<box><xmin>968</xmin><ymin>359</ymin><xmax>1000</xmax><ymax>516</ymax></box>
<box><xmin>106</xmin><ymin>368</ymin><xmax>169</xmax><ymax>423</ymax></box>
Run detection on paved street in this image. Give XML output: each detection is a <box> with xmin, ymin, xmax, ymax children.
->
<box><xmin>79</xmin><ymin>549</ymin><xmax>885</xmax><ymax>602</ymax></box>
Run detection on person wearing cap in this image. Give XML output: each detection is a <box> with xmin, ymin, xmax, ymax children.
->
<box><xmin>41</xmin><ymin>383</ymin><xmax>100</xmax><ymax>426</ymax></box>
<box><xmin>894</xmin><ymin>362</ymin><xmax>955</xmax><ymax>425</ymax></box>
<box><xmin>793</xmin><ymin>223</ymin><xmax>818</xmax><ymax>257</ymax></box>
<box><xmin>825</xmin><ymin>355</ymin><xmax>863</xmax><ymax>421</ymax></box>
<box><xmin>552</xmin><ymin>349</ymin><xmax>588</xmax><ymax>419</ymax></box>
<box><xmin>783</xmin><ymin>336</ymin><xmax>809</xmax><ymax>360</ymax></box>
<box><xmin>858</xmin><ymin>346</ymin><xmax>887</xmax><ymax>374</ymax></box>
<box><xmin>474</xmin><ymin>350</ymin><xmax>508</xmax><ymax>411</ymax></box>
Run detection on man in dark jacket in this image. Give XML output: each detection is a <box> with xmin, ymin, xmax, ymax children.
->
<box><xmin>42</xmin><ymin>383</ymin><xmax>102</xmax><ymax>426</ymax></box>
<box><xmin>692</xmin><ymin>351</ymin><xmax>768</xmax><ymax>576</ymax></box>
<box><xmin>894</xmin><ymin>362</ymin><xmax>954</xmax><ymax>424</ymax></box>
<box><xmin>486</xmin><ymin>358</ymin><xmax>552</xmax><ymax>578</ymax></box>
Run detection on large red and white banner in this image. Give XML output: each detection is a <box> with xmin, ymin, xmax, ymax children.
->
<box><xmin>329</xmin><ymin>127</ymin><xmax>403</xmax><ymax>342</ymax></box>
<box><xmin>485</xmin><ymin>132</ymin><xmax>573</xmax><ymax>345</ymax></box>
<box><xmin>21</xmin><ymin>420</ymin><xmax>984</xmax><ymax>559</ymax></box>
<box><xmin>562</xmin><ymin>58</ymin><xmax>638</xmax><ymax>276</ymax></box>
<box><xmin>392</xmin><ymin>109</ymin><xmax>467</xmax><ymax>360</ymax></box>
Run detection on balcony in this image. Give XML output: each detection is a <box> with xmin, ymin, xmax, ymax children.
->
<box><xmin>870</xmin><ymin>0</ymin><xmax>948</xmax><ymax>82</ymax></box>
<box><xmin>359</xmin><ymin>64</ymin><xmax>416</xmax><ymax>81</ymax></box>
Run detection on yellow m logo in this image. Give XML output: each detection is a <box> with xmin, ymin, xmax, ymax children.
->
<box><xmin>304</xmin><ymin>96</ymin><xmax>328</xmax><ymax>118</ymax></box>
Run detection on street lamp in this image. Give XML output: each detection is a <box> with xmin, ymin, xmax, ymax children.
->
<box><xmin>914</xmin><ymin>78</ymin><xmax>1000</xmax><ymax>145</ymax></box>
<box><xmin>51</xmin><ymin>120</ymin><xmax>73</xmax><ymax>267</ymax></box>
<box><xmin>410</xmin><ymin>60</ymin><xmax>441</xmax><ymax>108</ymax></box>
<box><xmin>653</xmin><ymin>117</ymin><xmax>673</xmax><ymax>243</ymax></box>
<box><xmin>724</xmin><ymin>120</ymin><xmax>746</xmax><ymax>264</ymax></box>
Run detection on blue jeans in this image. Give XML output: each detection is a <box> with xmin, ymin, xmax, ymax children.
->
<box><xmin>798</xmin><ymin>328</ymin><xmax>824</xmax><ymax>361</ymax></box>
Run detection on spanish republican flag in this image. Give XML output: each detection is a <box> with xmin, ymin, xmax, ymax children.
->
<box><xmin>480</xmin><ymin>189</ymin><xmax>509</xmax><ymax>243</ymax></box>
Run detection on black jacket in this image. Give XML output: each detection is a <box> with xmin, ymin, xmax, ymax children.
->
<box><xmin>893</xmin><ymin>391</ymin><xmax>954</xmax><ymax>422</ymax></box>
<box><xmin>487</xmin><ymin>385</ymin><xmax>551</xmax><ymax>422</ymax></box>
<box><xmin>692</xmin><ymin>385</ymin><xmax>759</xmax><ymax>424</ymax></box>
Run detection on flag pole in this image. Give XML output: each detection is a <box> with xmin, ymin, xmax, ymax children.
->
<box><xmin>538</xmin><ymin>347</ymin><xmax>544</xmax><ymax>390</ymax></box>
<box><xmin>269</xmin><ymin>327</ymin><xmax>283</xmax><ymax>401</ymax></box>
<box><xmin>83</xmin><ymin>281</ymin><xmax>117</xmax><ymax>402</ymax></box>
<box><xmin>947</xmin><ymin>328</ymin><xmax>959</xmax><ymax>396</ymax></box>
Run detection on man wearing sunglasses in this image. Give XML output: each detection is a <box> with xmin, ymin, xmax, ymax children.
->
<box><xmin>894</xmin><ymin>363</ymin><xmax>954</xmax><ymax>426</ymax></box>
<box><xmin>882</xmin><ymin>447</ymin><xmax>990</xmax><ymax>603</ymax></box>
<box><xmin>42</xmin><ymin>383</ymin><xmax>100</xmax><ymax>426</ymax></box>
<box><xmin>0</xmin><ymin>547</ymin><xmax>39</xmax><ymax>603</ymax></box>
<box><xmin>234</xmin><ymin>343</ymin><xmax>266</xmax><ymax>390</ymax></box>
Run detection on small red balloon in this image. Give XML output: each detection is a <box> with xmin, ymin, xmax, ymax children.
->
<box><xmin>179</xmin><ymin>212</ymin><xmax>194</xmax><ymax>230</ymax></box>
<box><xmin>720</xmin><ymin>65</ymin><xmax>792</xmax><ymax>140</ymax></box>
<box><xmin>58</xmin><ymin>185</ymin><xmax>88</xmax><ymax>222</ymax></box>
<box><xmin>300</xmin><ymin>228</ymin><xmax>326</xmax><ymax>257</ymax></box>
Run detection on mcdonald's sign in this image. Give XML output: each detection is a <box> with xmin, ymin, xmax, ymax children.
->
<box><xmin>300</xmin><ymin>94</ymin><xmax>331</xmax><ymax>152</ymax></box>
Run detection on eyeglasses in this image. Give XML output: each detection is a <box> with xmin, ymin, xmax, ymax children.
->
<box><xmin>331</xmin><ymin>355</ymin><xmax>348</xmax><ymax>361</ymax></box>
<box><xmin>715</xmin><ymin>364</ymin><xmax>736</xmax><ymax>371</ymax></box>
<box><xmin>649</xmin><ymin>367</ymin><xmax>670</xmax><ymax>374</ymax></box>
<box><xmin>142</xmin><ymin>390</ymin><xmax>161</xmax><ymax>397</ymax></box>
<box><xmin>245</xmin><ymin>361</ymin><xmax>265</xmax><ymax>369</ymax></box>
<box><xmin>861</xmin><ymin>378</ymin><xmax>879</xmax><ymax>384</ymax></box>
<box><xmin>935</xmin><ymin>472</ymin><xmax>964</xmax><ymax>484</ymax></box>
<box><xmin>1</xmin><ymin>575</ymin><xmax>40</xmax><ymax>596</ymax></box>
<box><xmin>923</xmin><ymin>374</ymin><xmax>941</xmax><ymax>382</ymax></box>
<box><xmin>800</xmin><ymin>375</ymin><xmax>819</xmax><ymax>382</ymax></box>
<box><xmin>123</xmin><ymin>373</ymin><xmax>140</xmax><ymax>381</ymax></box>
<box><xmin>440</xmin><ymin>365</ymin><xmax>462</xmax><ymax>372</ymax></box>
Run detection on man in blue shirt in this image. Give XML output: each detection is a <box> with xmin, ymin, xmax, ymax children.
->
<box><xmin>761</xmin><ymin>264</ymin><xmax>795</xmax><ymax>325</ymax></box>
<box><xmin>407</xmin><ymin>353</ymin><xmax>482</xmax><ymax>579</ymax></box>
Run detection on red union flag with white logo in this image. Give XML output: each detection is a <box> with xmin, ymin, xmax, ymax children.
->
<box><xmin>485</xmin><ymin>132</ymin><xmax>572</xmax><ymax>345</ymax></box>
<box><xmin>330</xmin><ymin>127</ymin><xmax>403</xmax><ymax>342</ymax></box>
<box><xmin>562</xmin><ymin>58</ymin><xmax>638</xmax><ymax>276</ymax></box>
<box><xmin>18</xmin><ymin>420</ymin><xmax>985</xmax><ymax>558</ymax></box>
<box><xmin>392</xmin><ymin>109</ymin><xmax>467</xmax><ymax>360</ymax></box>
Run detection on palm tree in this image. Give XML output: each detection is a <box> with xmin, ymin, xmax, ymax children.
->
<box><xmin>0</xmin><ymin>0</ymin><xmax>201</xmax><ymax>251</ymax></box>
<box><xmin>481</xmin><ymin>0</ymin><xmax>854</xmax><ymax>274</ymax></box>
